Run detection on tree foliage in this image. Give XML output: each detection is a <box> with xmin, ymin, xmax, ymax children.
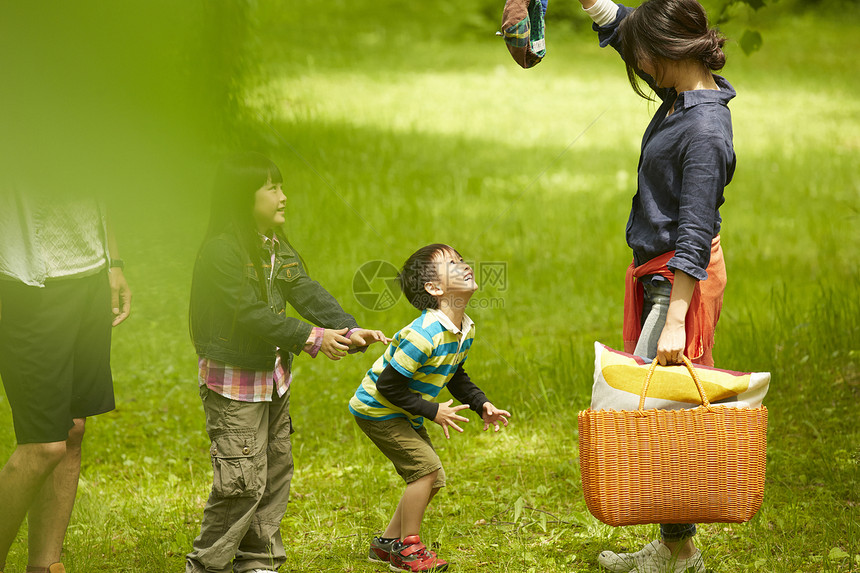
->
<box><xmin>710</xmin><ymin>0</ymin><xmax>770</xmax><ymax>54</ymax></box>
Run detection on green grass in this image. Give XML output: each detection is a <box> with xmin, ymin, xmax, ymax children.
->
<box><xmin>1</xmin><ymin>1</ymin><xmax>859</xmax><ymax>571</ymax></box>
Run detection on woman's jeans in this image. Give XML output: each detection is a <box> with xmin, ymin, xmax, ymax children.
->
<box><xmin>633</xmin><ymin>275</ymin><xmax>697</xmax><ymax>542</ymax></box>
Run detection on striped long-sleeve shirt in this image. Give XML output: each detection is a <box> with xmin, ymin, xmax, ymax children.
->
<box><xmin>349</xmin><ymin>308</ymin><xmax>475</xmax><ymax>428</ymax></box>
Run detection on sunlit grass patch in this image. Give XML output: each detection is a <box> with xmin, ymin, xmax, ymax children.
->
<box><xmin>0</xmin><ymin>2</ymin><xmax>858</xmax><ymax>572</ymax></box>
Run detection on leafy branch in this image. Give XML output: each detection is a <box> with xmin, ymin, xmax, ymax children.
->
<box><xmin>713</xmin><ymin>0</ymin><xmax>770</xmax><ymax>54</ymax></box>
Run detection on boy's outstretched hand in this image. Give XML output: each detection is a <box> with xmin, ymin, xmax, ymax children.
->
<box><xmin>481</xmin><ymin>402</ymin><xmax>511</xmax><ymax>432</ymax></box>
<box><xmin>348</xmin><ymin>329</ymin><xmax>391</xmax><ymax>348</ymax></box>
<box><xmin>433</xmin><ymin>399</ymin><xmax>470</xmax><ymax>439</ymax></box>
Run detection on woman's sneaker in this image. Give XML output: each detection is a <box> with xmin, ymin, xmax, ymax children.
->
<box><xmin>630</xmin><ymin>543</ymin><xmax>704</xmax><ymax>573</ymax></box>
<box><xmin>388</xmin><ymin>535</ymin><xmax>449</xmax><ymax>572</ymax></box>
<box><xmin>369</xmin><ymin>536</ymin><xmax>399</xmax><ymax>563</ymax></box>
<box><xmin>598</xmin><ymin>540</ymin><xmax>661</xmax><ymax>572</ymax></box>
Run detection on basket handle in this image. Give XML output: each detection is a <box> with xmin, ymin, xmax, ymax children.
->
<box><xmin>635</xmin><ymin>355</ymin><xmax>715</xmax><ymax>416</ymax></box>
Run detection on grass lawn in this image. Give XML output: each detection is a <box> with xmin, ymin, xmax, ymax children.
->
<box><xmin>1</xmin><ymin>1</ymin><xmax>858</xmax><ymax>571</ymax></box>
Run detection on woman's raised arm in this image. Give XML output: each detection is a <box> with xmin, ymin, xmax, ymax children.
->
<box><xmin>579</xmin><ymin>0</ymin><xmax>620</xmax><ymax>25</ymax></box>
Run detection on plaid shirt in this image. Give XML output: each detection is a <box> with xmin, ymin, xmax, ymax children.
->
<box><xmin>198</xmin><ymin>355</ymin><xmax>291</xmax><ymax>402</ymax></box>
<box><xmin>198</xmin><ymin>234</ymin><xmax>366</xmax><ymax>402</ymax></box>
<box><xmin>199</xmin><ymin>325</ymin><xmax>365</xmax><ymax>402</ymax></box>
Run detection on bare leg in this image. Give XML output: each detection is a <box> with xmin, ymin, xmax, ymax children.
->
<box><xmin>662</xmin><ymin>538</ymin><xmax>696</xmax><ymax>560</ymax></box>
<box><xmin>382</xmin><ymin>487</ymin><xmax>439</xmax><ymax>539</ymax></box>
<box><xmin>0</xmin><ymin>441</ymin><xmax>67</xmax><ymax>569</ymax></box>
<box><xmin>381</xmin><ymin>472</ymin><xmax>438</xmax><ymax>539</ymax></box>
<box><xmin>381</xmin><ymin>498</ymin><xmax>405</xmax><ymax>539</ymax></box>
<box><xmin>26</xmin><ymin>419</ymin><xmax>86</xmax><ymax>568</ymax></box>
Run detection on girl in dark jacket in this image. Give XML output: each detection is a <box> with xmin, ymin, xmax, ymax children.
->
<box><xmin>186</xmin><ymin>152</ymin><xmax>387</xmax><ymax>573</ymax></box>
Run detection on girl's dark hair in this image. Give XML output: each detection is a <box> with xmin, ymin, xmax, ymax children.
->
<box><xmin>620</xmin><ymin>0</ymin><xmax>726</xmax><ymax>99</ymax></box>
<box><xmin>205</xmin><ymin>151</ymin><xmax>284</xmax><ymax>302</ymax></box>
<box><xmin>206</xmin><ymin>151</ymin><xmax>283</xmax><ymax>241</ymax></box>
<box><xmin>398</xmin><ymin>244</ymin><xmax>460</xmax><ymax>310</ymax></box>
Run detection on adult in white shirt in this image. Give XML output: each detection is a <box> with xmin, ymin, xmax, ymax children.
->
<box><xmin>0</xmin><ymin>189</ymin><xmax>131</xmax><ymax>573</ymax></box>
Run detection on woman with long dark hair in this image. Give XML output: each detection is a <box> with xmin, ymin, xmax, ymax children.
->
<box><xmin>577</xmin><ymin>0</ymin><xmax>736</xmax><ymax>571</ymax></box>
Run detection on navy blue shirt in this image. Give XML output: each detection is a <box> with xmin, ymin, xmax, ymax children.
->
<box><xmin>595</xmin><ymin>5</ymin><xmax>736</xmax><ymax>281</ymax></box>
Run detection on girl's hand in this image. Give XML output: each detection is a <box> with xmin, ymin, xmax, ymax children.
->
<box><xmin>481</xmin><ymin>402</ymin><xmax>511</xmax><ymax>432</ymax></box>
<box><xmin>349</xmin><ymin>329</ymin><xmax>390</xmax><ymax>348</ymax></box>
<box><xmin>320</xmin><ymin>328</ymin><xmax>351</xmax><ymax>360</ymax></box>
<box><xmin>433</xmin><ymin>399</ymin><xmax>470</xmax><ymax>439</ymax></box>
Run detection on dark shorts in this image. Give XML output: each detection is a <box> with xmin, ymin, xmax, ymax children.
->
<box><xmin>0</xmin><ymin>271</ymin><xmax>115</xmax><ymax>444</ymax></box>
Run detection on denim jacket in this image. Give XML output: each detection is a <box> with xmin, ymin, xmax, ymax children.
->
<box><xmin>190</xmin><ymin>230</ymin><xmax>358</xmax><ymax>371</ymax></box>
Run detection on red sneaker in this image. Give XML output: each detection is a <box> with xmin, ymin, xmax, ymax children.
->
<box><xmin>388</xmin><ymin>535</ymin><xmax>449</xmax><ymax>572</ymax></box>
<box><xmin>369</xmin><ymin>536</ymin><xmax>398</xmax><ymax>563</ymax></box>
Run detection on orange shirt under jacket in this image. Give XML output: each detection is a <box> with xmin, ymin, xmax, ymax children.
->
<box><xmin>623</xmin><ymin>236</ymin><xmax>726</xmax><ymax>367</ymax></box>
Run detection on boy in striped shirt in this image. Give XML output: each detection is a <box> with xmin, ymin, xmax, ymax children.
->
<box><xmin>349</xmin><ymin>244</ymin><xmax>511</xmax><ymax>572</ymax></box>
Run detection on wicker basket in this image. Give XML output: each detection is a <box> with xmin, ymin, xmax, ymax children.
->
<box><xmin>578</xmin><ymin>356</ymin><xmax>767</xmax><ymax>526</ymax></box>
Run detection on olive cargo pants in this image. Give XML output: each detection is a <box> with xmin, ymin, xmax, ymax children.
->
<box><xmin>186</xmin><ymin>386</ymin><xmax>294</xmax><ymax>573</ymax></box>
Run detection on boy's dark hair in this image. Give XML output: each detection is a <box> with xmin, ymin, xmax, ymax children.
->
<box><xmin>620</xmin><ymin>0</ymin><xmax>726</xmax><ymax>99</ymax></box>
<box><xmin>398</xmin><ymin>244</ymin><xmax>460</xmax><ymax>310</ymax></box>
